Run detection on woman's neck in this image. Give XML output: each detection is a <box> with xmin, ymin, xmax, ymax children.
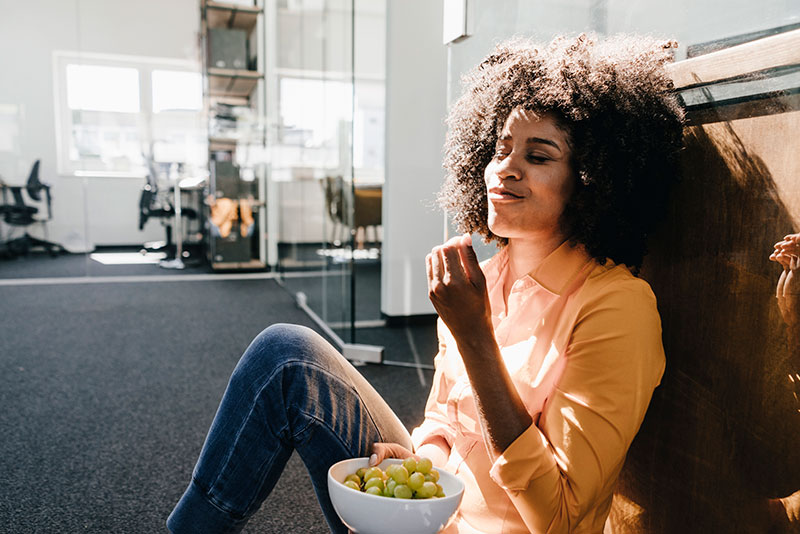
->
<box><xmin>504</xmin><ymin>234</ymin><xmax>566</xmax><ymax>292</ymax></box>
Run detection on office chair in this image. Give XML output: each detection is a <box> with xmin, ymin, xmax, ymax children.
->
<box><xmin>137</xmin><ymin>159</ymin><xmax>197</xmax><ymax>256</ymax></box>
<box><xmin>1</xmin><ymin>160</ymin><xmax>63</xmax><ymax>257</ymax></box>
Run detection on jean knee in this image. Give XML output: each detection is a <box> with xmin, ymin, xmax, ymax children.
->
<box><xmin>235</xmin><ymin>323</ymin><xmax>324</xmax><ymax>380</ymax></box>
<box><xmin>256</xmin><ymin>323</ymin><xmax>317</xmax><ymax>349</ymax></box>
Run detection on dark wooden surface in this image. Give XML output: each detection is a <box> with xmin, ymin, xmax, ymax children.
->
<box><xmin>609</xmin><ymin>108</ymin><xmax>800</xmax><ymax>533</ymax></box>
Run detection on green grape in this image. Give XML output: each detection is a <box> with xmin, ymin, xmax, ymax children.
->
<box><xmin>356</xmin><ymin>467</ymin><xmax>367</xmax><ymax>479</ymax></box>
<box><xmin>365</xmin><ymin>486</ymin><xmax>382</xmax><ymax>496</ymax></box>
<box><xmin>364</xmin><ymin>477</ymin><xmax>384</xmax><ymax>492</ymax></box>
<box><xmin>425</xmin><ymin>469</ymin><xmax>440</xmax><ymax>483</ymax></box>
<box><xmin>416</xmin><ymin>457</ymin><xmax>433</xmax><ymax>474</ymax></box>
<box><xmin>408</xmin><ymin>472</ymin><xmax>425</xmax><ymax>491</ymax></box>
<box><xmin>393</xmin><ymin>484</ymin><xmax>413</xmax><ymax>499</ymax></box>
<box><xmin>390</xmin><ymin>465</ymin><xmax>409</xmax><ymax>484</ymax></box>
<box><xmin>417</xmin><ymin>481</ymin><xmax>437</xmax><ymax>498</ymax></box>
<box><xmin>402</xmin><ymin>457</ymin><xmax>417</xmax><ymax>474</ymax></box>
<box><xmin>363</xmin><ymin>467</ymin><xmax>383</xmax><ymax>482</ymax></box>
<box><xmin>345</xmin><ymin>474</ymin><xmax>361</xmax><ymax>485</ymax></box>
<box><xmin>343</xmin><ymin>480</ymin><xmax>361</xmax><ymax>492</ymax></box>
<box><xmin>436</xmin><ymin>483</ymin><xmax>445</xmax><ymax>498</ymax></box>
<box><xmin>384</xmin><ymin>464</ymin><xmax>398</xmax><ymax>478</ymax></box>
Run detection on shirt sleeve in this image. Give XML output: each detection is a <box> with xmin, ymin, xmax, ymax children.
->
<box><xmin>410</xmin><ymin>319</ymin><xmax>457</xmax><ymax>454</ymax></box>
<box><xmin>488</xmin><ymin>278</ymin><xmax>667</xmax><ymax>534</ymax></box>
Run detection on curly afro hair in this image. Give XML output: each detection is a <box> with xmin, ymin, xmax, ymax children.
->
<box><xmin>439</xmin><ymin>33</ymin><xmax>685</xmax><ymax>271</ymax></box>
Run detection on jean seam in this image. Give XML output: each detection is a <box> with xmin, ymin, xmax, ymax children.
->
<box><xmin>289</xmin><ymin>370</ymin><xmax>384</xmax><ymax>445</ymax></box>
<box><xmin>191</xmin><ymin>476</ymin><xmax>248</xmax><ymax>521</ymax></box>
<box><xmin>211</xmin><ymin>358</ymin><xmax>377</xmax><ymax>516</ymax></box>
<box><xmin>240</xmin><ymin>363</ymin><xmax>379</xmax><ymax>515</ymax></box>
<box><xmin>206</xmin><ymin>359</ymin><xmax>301</xmax><ymax>510</ymax></box>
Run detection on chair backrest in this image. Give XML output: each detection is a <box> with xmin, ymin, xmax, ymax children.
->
<box><xmin>145</xmin><ymin>155</ymin><xmax>159</xmax><ymax>192</ymax></box>
<box><xmin>139</xmin><ymin>184</ymin><xmax>154</xmax><ymax>230</ymax></box>
<box><xmin>2</xmin><ymin>159</ymin><xmax>51</xmax><ymax>225</ymax></box>
<box><xmin>25</xmin><ymin>160</ymin><xmax>43</xmax><ymax>201</ymax></box>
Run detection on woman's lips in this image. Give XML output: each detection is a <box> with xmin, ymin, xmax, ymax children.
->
<box><xmin>488</xmin><ymin>188</ymin><xmax>524</xmax><ymax>201</ymax></box>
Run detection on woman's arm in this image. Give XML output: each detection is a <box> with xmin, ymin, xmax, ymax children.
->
<box><xmin>370</xmin><ymin>321</ymin><xmax>455</xmax><ymax>468</ymax></box>
<box><xmin>426</xmin><ymin>234</ymin><xmax>531</xmax><ymax>456</ymax></box>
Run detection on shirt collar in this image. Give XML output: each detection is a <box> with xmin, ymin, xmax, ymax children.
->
<box><xmin>529</xmin><ymin>240</ymin><xmax>593</xmax><ymax>295</ymax></box>
<box><xmin>483</xmin><ymin>240</ymin><xmax>593</xmax><ymax>296</ymax></box>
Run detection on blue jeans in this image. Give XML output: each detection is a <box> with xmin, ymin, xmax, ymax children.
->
<box><xmin>167</xmin><ymin>323</ymin><xmax>412</xmax><ymax>533</ymax></box>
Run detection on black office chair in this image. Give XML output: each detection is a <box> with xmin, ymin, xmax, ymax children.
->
<box><xmin>1</xmin><ymin>160</ymin><xmax>63</xmax><ymax>257</ymax></box>
<box><xmin>137</xmin><ymin>159</ymin><xmax>197</xmax><ymax>255</ymax></box>
<box><xmin>138</xmin><ymin>161</ymin><xmax>174</xmax><ymax>250</ymax></box>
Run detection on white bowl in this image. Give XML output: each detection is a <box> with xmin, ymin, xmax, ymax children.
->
<box><xmin>327</xmin><ymin>457</ymin><xmax>465</xmax><ymax>534</ymax></box>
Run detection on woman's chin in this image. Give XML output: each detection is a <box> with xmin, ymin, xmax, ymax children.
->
<box><xmin>487</xmin><ymin>223</ymin><xmax>512</xmax><ymax>240</ymax></box>
<box><xmin>487</xmin><ymin>212</ymin><xmax>516</xmax><ymax>235</ymax></box>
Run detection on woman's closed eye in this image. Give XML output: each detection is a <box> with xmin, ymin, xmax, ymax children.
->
<box><xmin>526</xmin><ymin>154</ymin><xmax>550</xmax><ymax>164</ymax></box>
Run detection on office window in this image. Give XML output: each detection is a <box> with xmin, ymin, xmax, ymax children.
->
<box><xmin>66</xmin><ymin>64</ymin><xmax>141</xmax><ymax>112</ymax></box>
<box><xmin>277</xmin><ymin>75</ymin><xmax>383</xmax><ymax>176</ymax></box>
<box><xmin>151</xmin><ymin>70</ymin><xmax>202</xmax><ymax>112</ymax></box>
<box><xmin>54</xmin><ymin>52</ymin><xmax>206</xmax><ymax>177</ymax></box>
<box><xmin>279</xmin><ymin>76</ymin><xmax>352</xmax><ymax>149</ymax></box>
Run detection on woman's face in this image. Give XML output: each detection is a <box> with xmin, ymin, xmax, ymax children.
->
<box><xmin>484</xmin><ymin>108</ymin><xmax>575</xmax><ymax>243</ymax></box>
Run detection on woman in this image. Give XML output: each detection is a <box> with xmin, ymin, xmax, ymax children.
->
<box><xmin>168</xmin><ymin>33</ymin><xmax>684</xmax><ymax>534</ymax></box>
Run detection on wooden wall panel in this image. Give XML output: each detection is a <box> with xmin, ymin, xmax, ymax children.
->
<box><xmin>608</xmin><ymin>106</ymin><xmax>800</xmax><ymax>533</ymax></box>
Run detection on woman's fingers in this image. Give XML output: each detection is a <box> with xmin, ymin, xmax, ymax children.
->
<box><xmin>457</xmin><ymin>233</ymin><xmax>485</xmax><ymax>287</ymax></box>
<box><xmin>778</xmin><ymin>269</ymin><xmax>788</xmax><ymax>298</ymax></box>
<box><xmin>776</xmin><ymin>252</ymin><xmax>793</xmax><ymax>269</ymax></box>
<box><xmin>442</xmin><ymin>244</ymin><xmax>466</xmax><ymax>283</ymax></box>
<box><xmin>425</xmin><ymin>253</ymin><xmax>433</xmax><ymax>285</ymax></box>
<box><xmin>369</xmin><ymin>442</ymin><xmax>416</xmax><ymax>466</ymax></box>
<box><xmin>430</xmin><ymin>247</ymin><xmax>444</xmax><ymax>283</ymax></box>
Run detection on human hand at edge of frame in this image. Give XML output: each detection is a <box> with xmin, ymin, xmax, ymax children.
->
<box><xmin>425</xmin><ymin>233</ymin><xmax>493</xmax><ymax>343</ymax></box>
<box><xmin>769</xmin><ymin>233</ymin><xmax>800</xmax><ymax>328</ymax></box>
<box><xmin>368</xmin><ymin>442</ymin><xmax>417</xmax><ymax>466</ymax></box>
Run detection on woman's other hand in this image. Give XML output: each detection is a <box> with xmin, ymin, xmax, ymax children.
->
<box><xmin>770</xmin><ymin>233</ymin><xmax>800</xmax><ymax>327</ymax></box>
<box><xmin>426</xmin><ymin>234</ymin><xmax>493</xmax><ymax>342</ymax></box>
<box><xmin>368</xmin><ymin>442</ymin><xmax>416</xmax><ymax>466</ymax></box>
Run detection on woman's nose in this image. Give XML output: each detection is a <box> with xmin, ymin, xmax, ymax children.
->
<box><xmin>496</xmin><ymin>154</ymin><xmax>522</xmax><ymax>181</ymax></box>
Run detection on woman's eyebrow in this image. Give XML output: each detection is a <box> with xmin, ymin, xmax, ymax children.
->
<box><xmin>526</xmin><ymin>137</ymin><xmax>562</xmax><ymax>153</ymax></box>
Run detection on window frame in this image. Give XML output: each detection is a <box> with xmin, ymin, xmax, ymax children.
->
<box><xmin>52</xmin><ymin>50</ymin><xmax>204</xmax><ymax>178</ymax></box>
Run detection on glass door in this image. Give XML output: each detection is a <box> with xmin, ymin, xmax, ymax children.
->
<box><xmin>268</xmin><ymin>0</ymin><xmax>385</xmax><ymax>354</ymax></box>
<box><xmin>269</xmin><ymin>0</ymin><xmax>357</xmax><ymax>343</ymax></box>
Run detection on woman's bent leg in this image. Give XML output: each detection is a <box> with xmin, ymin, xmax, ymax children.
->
<box><xmin>167</xmin><ymin>323</ymin><xmax>411</xmax><ymax>534</ymax></box>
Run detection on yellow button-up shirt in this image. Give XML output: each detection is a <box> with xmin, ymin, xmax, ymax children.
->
<box><xmin>410</xmin><ymin>241</ymin><xmax>665</xmax><ymax>534</ymax></box>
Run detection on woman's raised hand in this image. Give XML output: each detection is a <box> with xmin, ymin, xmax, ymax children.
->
<box><xmin>425</xmin><ymin>234</ymin><xmax>493</xmax><ymax>342</ymax></box>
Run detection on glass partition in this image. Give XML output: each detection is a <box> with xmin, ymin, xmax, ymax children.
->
<box><xmin>270</xmin><ymin>0</ymin><xmax>385</xmax><ymax>345</ymax></box>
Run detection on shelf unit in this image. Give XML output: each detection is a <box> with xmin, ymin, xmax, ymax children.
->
<box><xmin>200</xmin><ymin>0</ymin><xmax>267</xmax><ymax>270</ymax></box>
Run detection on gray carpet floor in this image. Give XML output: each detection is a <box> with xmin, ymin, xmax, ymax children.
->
<box><xmin>0</xmin><ymin>276</ymin><xmax>436</xmax><ymax>533</ymax></box>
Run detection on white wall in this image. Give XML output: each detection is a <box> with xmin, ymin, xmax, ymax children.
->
<box><xmin>381</xmin><ymin>0</ymin><xmax>447</xmax><ymax>317</ymax></box>
<box><xmin>0</xmin><ymin>0</ymin><xmax>199</xmax><ymax>250</ymax></box>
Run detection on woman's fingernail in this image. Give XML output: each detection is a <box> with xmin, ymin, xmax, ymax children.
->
<box><xmin>369</xmin><ymin>454</ymin><xmax>378</xmax><ymax>466</ymax></box>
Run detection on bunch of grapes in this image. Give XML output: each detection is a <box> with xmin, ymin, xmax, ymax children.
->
<box><xmin>341</xmin><ymin>457</ymin><xmax>445</xmax><ymax>499</ymax></box>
